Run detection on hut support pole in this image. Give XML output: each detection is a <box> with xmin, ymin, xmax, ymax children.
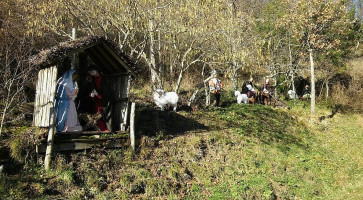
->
<box><xmin>130</xmin><ymin>102</ymin><xmax>136</xmax><ymax>152</ymax></box>
<box><xmin>44</xmin><ymin>107</ymin><xmax>56</xmax><ymax>171</ymax></box>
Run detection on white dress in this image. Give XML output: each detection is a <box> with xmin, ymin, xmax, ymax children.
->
<box><xmin>63</xmin><ymin>87</ymin><xmax>82</xmax><ymax>132</ymax></box>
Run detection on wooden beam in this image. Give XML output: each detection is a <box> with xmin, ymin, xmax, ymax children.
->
<box><xmin>36</xmin><ymin>140</ymin><xmax>129</xmax><ymax>153</ymax></box>
<box><xmin>55</xmin><ymin>136</ymin><xmax>129</xmax><ymax>143</ymax></box>
<box><xmin>103</xmin><ymin>73</ymin><xmax>131</xmax><ymax>77</ymax></box>
<box><xmin>92</xmin><ymin>45</ymin><xmax>122</xmax><ymax>72</ymax></box>
<box><xmin>56</xmin><ymin>130</ymin><xmax>128</xmax><ymax>136</ymax></box>
<box><xmin>85</xmin><ymin>49</ymin><xmax>112</xmax><ymax>74</ymax></box>
<box><xmin>100</xmin><ymin>42</ymin><xmax>137</xmax><ymax>77</ymax></box>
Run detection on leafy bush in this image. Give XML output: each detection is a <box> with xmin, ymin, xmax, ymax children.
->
<box><xmin>8</xmin><ymin>127</ymin><xmax>45</xmax><ymax>164</ymax></box>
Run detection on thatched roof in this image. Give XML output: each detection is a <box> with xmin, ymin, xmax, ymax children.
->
<box><xmin>30</xmin><ymin>35</ymin><xmax>137</xmax><ymax>77</ymax></box>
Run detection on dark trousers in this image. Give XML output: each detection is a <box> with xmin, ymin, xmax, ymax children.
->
<box><xmin>211</xmin><ymin>92</ymin><xmax>221</xmax><ymax>106</ymax></box>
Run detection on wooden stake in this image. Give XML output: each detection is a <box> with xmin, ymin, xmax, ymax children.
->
<box><xmin>44</xmin><ymin>107</ymin><xmax>55</xmax><ymax>171</ymax></box>
<box><xmin>43</xmin><ymin>66</ymin><xmax>58</xmax><ymax>171</ymax></box>
<box><xmin>130</xmin><ymin>102</ymin><xmax>136</xmax><ymax>152</ymax></box>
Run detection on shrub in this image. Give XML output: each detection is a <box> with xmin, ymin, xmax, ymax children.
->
<box><xmin>331</xmin><ymin>77</ymin><xmax>363</xmax><ymax>111</ymax></box>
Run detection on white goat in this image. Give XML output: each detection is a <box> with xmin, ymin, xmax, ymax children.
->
<box><xmin>234</xmin><ymin>91</ymin><xmax>248</xmax><ymax>104</ymax></box>
<box><xmin>153</xmin><ymin>89</ymin><xmax>179</xmax><ymax>111</ymax></box>
<box><xmin>287</xmin><ymin>90</ymin><xmax>298</xmax><ymax>100</ymax></box>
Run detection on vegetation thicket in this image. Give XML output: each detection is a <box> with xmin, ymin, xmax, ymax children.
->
<box><xmin>1</xmin><ymin>101</ymin><xmax>363</xmax><ymax>199</ymax></box>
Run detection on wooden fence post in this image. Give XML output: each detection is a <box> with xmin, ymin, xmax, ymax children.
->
<box><xmin>44</xmin><ymin>107</ymin><xmax>55</xmax><ymax>171</ymax></box>
<box><xmin>130</xmin><ymin>102</ymin><xmax>136</xmax><ymax>152</ymax></box>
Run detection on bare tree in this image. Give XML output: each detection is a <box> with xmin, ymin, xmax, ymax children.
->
<box><xmin>0</xmin><ymin>19</ymin><xmax>36</xmax><ymax>135</ymax></box>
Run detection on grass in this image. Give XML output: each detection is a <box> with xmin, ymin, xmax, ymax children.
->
<box><xmin>1</xmin><ymin>100</ymin><xmax>363</xmax><ymax>199</ymax></box>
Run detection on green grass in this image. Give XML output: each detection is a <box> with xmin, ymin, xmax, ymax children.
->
<box><xmin>1</xmin><ymin>101</ymin><xmax>363</xmax><ymax>199</ymax></box>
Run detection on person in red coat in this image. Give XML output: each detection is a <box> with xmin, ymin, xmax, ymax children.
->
<box><xmin>88</xmin><ymin>68</ymin><xmax>110</xmax><ymax>132</ymax></box>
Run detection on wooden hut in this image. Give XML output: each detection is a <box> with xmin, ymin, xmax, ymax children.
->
<box><xmin>30</xmin><ymin>36</ymin><xmax>137</xmax><ymax>170</ymax></box>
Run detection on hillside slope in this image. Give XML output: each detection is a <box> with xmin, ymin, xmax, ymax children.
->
<box><xmin>1</xmin><ymin>102</ymin><xmax>363</xmax><ymax>199</ymax></box>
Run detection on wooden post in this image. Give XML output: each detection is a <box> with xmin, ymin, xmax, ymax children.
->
<box><xmin>130</xmin><ymin>102</ymin><xmax>136</xmax><ymax>152</ymax></box>
<box><xmin>44</xmin><ymin>107</ymin><xmax>55</xmax><ymax>171</ymax></box>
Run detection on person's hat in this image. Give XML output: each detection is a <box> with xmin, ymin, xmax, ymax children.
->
<box><xmin>265</xmin><ymin>78</ymin><xmax>269</xmax><ymax>83</ymax></box>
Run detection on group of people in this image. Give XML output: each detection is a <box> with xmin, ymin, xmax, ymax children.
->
<box><xmin>209</xmin><ymin>72</ymin><xmax>273</xmax><ymax>106</ymax></box>
<box><xmin>209</xmin><ymin>72</ymin><xmax>310</xmax><ymax>106</ymax></box>
<box><xmin>55</xmin><ymin>68</ymin><xmax>110</xmax><ymax>133</ymax></box>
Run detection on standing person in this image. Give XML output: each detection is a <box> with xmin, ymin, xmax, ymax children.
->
<box><xmin>259</xmin><ymin>78</ymin><xmax>273</xmax><ymax>105</ymax></box>
<box><xmin>88</xmin><ymin>68</ymin><xmax>110</xmax><ymax>132</ymax></box>
<box><xmin>209</xmin><ymin>73</ymin><xmax>223</xmax><ymax>107</ymax></box>
<box><xmin>55</xmin><ymin>70</ymin><xmax>82</xmax><ymax>132</ymax></box>
<box><xmin>242</xmin><ymin>78</ymin><xmax>256</xmax><ymax>99</ymax></box>
<box><xmin>262</xmin><ymin>78</ymin><xmax>271</xmax><ymax>94</ymax></box>
<box><xmin>302</xmin><ymin>85</ymin><xmax>311</xmax><ymax>99</ymax></box>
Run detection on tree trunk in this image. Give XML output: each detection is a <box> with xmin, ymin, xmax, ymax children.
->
<box><xmin>230</xmin><ymin>63</ymin><xmax>239</xmax><ymax>91</ymax></box>
<box><xmin>174</xmin><ymin>69</ymin><xmax>184</xmax><ymax>93</ymax></box>
<box><xmin>148</xmin><ymin>19</ymin><xmax>162</xmax><ymax>90</ymax></box>
<box><xmin>309</xmin><ymin>49</ymin><xmax>315</xmax><ymax>121</ymax></box>
<box><xmin>174</xmin><ymin>47</ymin><xmax>194</xmax><ymax>93</ymax></box>
<box><xmin>0</xmin><ymin>106</ymin><xmax>7</xmax><ymax>136</ymax></box>
<box><xmin>326</xmin><ymin>80</ymin><xmax>329</xmax><ymax>100</ymax></box>
<box><xmin>71</xmin><ymin>28</ymin><xmax>77</xmax><ymax>70</ymax></box>
<box><xmin>157</xmin><ymin>30</ymin><xmax>164</xmax><ymax>87</ymax></box>
<box><xmin>272</xmin><ymin>67</ymin><xmax>278</xmax><ymax>99</ymax></box>
<box><xmin>188</xmin><ymin>73</ymin><xmax>215</xmax><ymax>106</ymax></box>
<box><xmin>289</xmin><ymin>41</ymin><xmax>296</xmax><ymax>94</ymax></box>
<box><xmin>205</xmin><ymin>84</ymin><xmax>210</xmax><ymax>106</ymax></box>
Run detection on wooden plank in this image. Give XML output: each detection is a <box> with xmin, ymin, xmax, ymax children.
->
<box><xmin>113</xmin><ymin>102</ymin><xmax>123</xmax><ymax>131</ymax></box>
<box><xmin>36</xmin><ymin>69</ymin><xmax>44</xmax><ymax>126</ymax></box>
<box><xmin>37</xmin><ymin>140</ymin><xmax>129</xmax><ymax>153</ymax></box>
<box><xmin>120</xmin><ymin>75</ymin><xmax>128</xmax><ymax>99</ymax></box>
<box><xmin>121</xmin><ymin>76</ymin><xmax>131</xmax><ymax>131</ymax></box>
<box><xmin>38</xmin><ymin>68</ymin><xmax>46</xmax><ymax>126</ymax></box>
<box><xmin>40</xmin><ymin>68</ymin><xmax>48</xmax><ymax>126</ymax></box>
<box><xmin>33</xmin><ymin>70</ymin><xmax>41</xmax><ymax>126</ymax></box>
<box><xmin>55</xmin><ymin>136</ymin><xmax>128</xmax><ymax>143</ymax></box>
<box><xmin>46</xmin><ymin>66</ymin><xmax>56</xmax><ymax>126</ymax></box>
<box><xmin>120</xmin><ymin>101</ymin><xmax>128</xmax><ymax>131</ymax></box>
<box><xmin>56</xmin><ymin>130</ymin><xmax>128</xmax><ymax>136</ymax></box>
<box><xmin>37</xmin><ymin>69</ymin><xmax>43</xmax><ymax>126</ymax></box>
<box><xmin>43</xmin><ymin>67</ymin><xmax>51</xmax><ymax>126</ymax></box>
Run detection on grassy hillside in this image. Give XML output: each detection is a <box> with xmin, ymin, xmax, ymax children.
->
<box><xmin>1</xmin><ymin>101</ymin><xmax>363</xmax><ymax>199</ymax></box>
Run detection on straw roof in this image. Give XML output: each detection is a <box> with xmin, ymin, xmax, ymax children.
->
<box><xmin>30</xmin><ymin>35</ymin><xmax>137</xmax><ymax>76</ymax></box>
